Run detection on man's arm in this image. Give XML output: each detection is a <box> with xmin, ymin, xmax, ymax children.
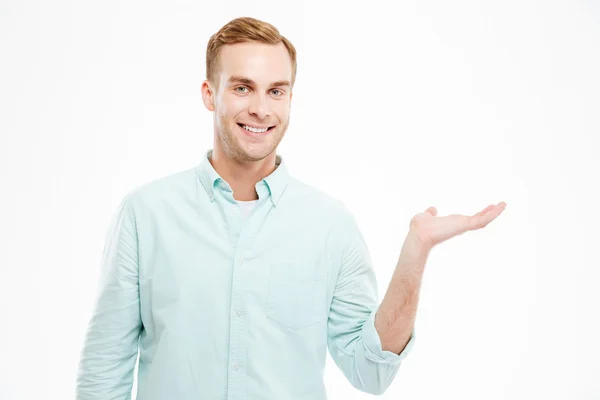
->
<box><xmin>375</xmin><ymin>231</ymin><xmax>428</xmax><ymax>355</ymax></box>
<box><xmin>326</xmin><ymin>211</ymin><xmax>418</xmax><ymax>396</ymax></box>
<box><xmin>326</xmin><ymin>201</ymin><xmax>505</xmax><ymax>395</ymax></box>
<box><xmin>76</xmin><ymin>194</ymin><xmax>143</xmax><ymax>399</ymax></box>
<box><xmin>376</xmin><ymin>202</ymin><xmax>506</xmax><ymax>354</ymax></box>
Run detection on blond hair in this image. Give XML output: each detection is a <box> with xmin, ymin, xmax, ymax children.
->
<box><xmin>206</xmin><ymin>17</ymin><xmax>297</xmax><ymax>90</ymax></box>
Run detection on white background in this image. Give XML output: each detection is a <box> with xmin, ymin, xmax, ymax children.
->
<box><xmin>1</xmin><ymin>0</ymin><xmax>599</xmax><ymax>399</ymax></box>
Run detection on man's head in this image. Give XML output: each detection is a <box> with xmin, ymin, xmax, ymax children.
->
<box><xmin>201</xmin><ymin>17</ymin><xmax>297</xmax><ymax>163</ymax></box>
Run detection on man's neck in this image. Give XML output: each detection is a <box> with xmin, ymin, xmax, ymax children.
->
<box><xmin>209</xmin><ymin>148</ymin><xmax>277</xmax><ymax>201</ymax></box>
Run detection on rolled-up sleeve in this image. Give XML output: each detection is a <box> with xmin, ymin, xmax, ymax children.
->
<box><xmin>327</xmin><ymin>210</ymin><xmax>416</xmax><ymax>396</ymax></box>
<box><xmin>76</xmin><ymin>193</ymin><xmax>143</xmax><ymax>399</ymax></box>
<box><xmin>362</xmin><ymin>305</ymin><xmax>416</xmax><ymax>365</ymax></box>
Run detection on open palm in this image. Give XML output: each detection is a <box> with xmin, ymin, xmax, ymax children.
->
<box><xmin>409</xmin><ymin>202</ymin><xmax>507</xmax><ymax>249</ymax></box>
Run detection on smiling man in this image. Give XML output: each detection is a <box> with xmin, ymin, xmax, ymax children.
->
<box><xmin>76</xmin><ymin>16</ymin><xmax>506</xmax><ymax>400</ymax></box>
<box><xmin>203</xmin><ymin>36</ymin><xmax>293</xmax><ymax>202</ymax></box>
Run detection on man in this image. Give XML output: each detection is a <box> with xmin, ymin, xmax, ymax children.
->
<box><xmin>76</xmin><ymin>16</ymin><xmax>506</xmax><ymax>400</ymax></box>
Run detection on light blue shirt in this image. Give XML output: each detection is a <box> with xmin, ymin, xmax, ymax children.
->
<box><xmin>76</xmin><ymin>149</ymin><xmax>416</xmax><ymax>400</ymax></box>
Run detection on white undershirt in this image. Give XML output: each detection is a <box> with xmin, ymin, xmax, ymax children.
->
<box><xmin>237</xmin><ymin>199</ymin><xmax>259</xmax><ymax>219</ymax></box>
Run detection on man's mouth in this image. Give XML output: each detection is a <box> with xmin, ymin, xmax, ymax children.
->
<box><xmin>237</xmin><ymin>123</ymin><xmax>275</xmax><ymax>134</ymax></box>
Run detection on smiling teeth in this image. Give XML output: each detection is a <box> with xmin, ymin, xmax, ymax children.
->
<box><xmin>242</xmin><ymin>125</ymin><xmax>268</xmax><ymax>133</ymax></box>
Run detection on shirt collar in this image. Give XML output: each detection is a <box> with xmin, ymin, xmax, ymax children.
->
<box><xmin>196</xmin><ymin>149</ymin><xmax>290</xmax><ymax>207</ymax></box>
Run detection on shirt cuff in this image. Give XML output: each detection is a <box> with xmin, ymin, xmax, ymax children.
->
<box><xmin>361</xmin><ymin>305</ymin><xmax>417</xmax><ymax>365</ymax></box>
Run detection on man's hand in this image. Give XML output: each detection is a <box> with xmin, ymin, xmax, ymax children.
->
<box><xmin>374</xmin><ymin>201</ymin><xmax>507</xmax><ymax>355</ymax></box>
<box><xmin>408</xmin><ymin>202</ymin><xmax>507</xmax><ymax>250</ymax></box>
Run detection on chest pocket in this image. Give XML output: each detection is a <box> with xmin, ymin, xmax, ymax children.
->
<box><xmin>266</xmin><ymin>261</ymin><xmax>327</xmax><ymax>330</ymax></box>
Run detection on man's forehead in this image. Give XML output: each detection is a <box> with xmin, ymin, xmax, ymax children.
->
<box><xmin>216</xmin><ymin>42</ymin><xmax>292</xmax><ymax>87</ymax></box>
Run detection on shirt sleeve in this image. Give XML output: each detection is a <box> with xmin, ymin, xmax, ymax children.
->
<box><xmin>76</xmin><ymin>193</ymin><xmax>143</xmax><ymax>400</ymax></box>
<box><xmin>326</xmin><ymin>209</ymin><xmax>416</xmax><ymax>396</ymax></box>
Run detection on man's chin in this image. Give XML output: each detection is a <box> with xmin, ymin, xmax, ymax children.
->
<box><xmin>232</xmin><ymin>146</ymin><xmax>274</xmax><ymax>163</ymax></box>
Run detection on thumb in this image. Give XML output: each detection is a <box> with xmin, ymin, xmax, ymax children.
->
<box><xmin>425</xmin><ymin>206</ymin><xmax>437</xmax><ymax>216</ymax></box>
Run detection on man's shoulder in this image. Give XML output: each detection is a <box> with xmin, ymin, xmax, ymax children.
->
<box><xmin>288</xmin><ymin>177</ymin><xmax>354</xmax><ymax>221</ymax></box>
<box><xmin>123</xmin><ymin>165</ymin><xmax>199</xmax><ymax>208</ymax></box>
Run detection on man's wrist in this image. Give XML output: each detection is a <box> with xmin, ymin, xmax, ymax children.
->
<box><xmin>404</xmin><ymin>229</ymin><xmax>433</xmax><ymax>257</ymax></box>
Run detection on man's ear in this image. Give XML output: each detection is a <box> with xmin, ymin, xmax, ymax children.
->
<box><xmin>201</xmin><ymin>80</ymin><xmax>215</xmax><ymax>112</ymax></box>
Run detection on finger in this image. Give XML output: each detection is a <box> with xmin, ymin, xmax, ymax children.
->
<box><xmin>470</xmin><ymin>211</ymin><xmax>494</xmax><ymax>229</ymax></box>
<box><xmin>475</xmin><ymin>202</ymin><xmax>506</xmax><ymax>218</ymax></box>
<box><xmin>486</xmin><ymin>203</ymin><xmax>506</xmax><ymax>220</ymax></box>
<box><xmin>425</xmin><ymin>206</ymin><xmax>437</xmax><ymax>216</ymax></box>
<box><xmin>489</xmin><ymin>202</ymin><xmax>507</xmax><ymax>222</ymax></box>
<box><xmin>473</xmin><ymin>203</ymin><xmax>506</xmax><ymax>229</ymax></box>
<box><xmin>474</xmin><ymin>205</ymin><xmax>494</xmax><ymax>217</ymax></box>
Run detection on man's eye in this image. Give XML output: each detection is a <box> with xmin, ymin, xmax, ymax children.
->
<box><xmin>235</xmin><ymin>87</ymin><xmax>248</xmax><ymax>93</ymax></box>
<box><xmin>272</xmin><ymin>89</ymin><xmax>282</xmax><ymax>96</ymax></box>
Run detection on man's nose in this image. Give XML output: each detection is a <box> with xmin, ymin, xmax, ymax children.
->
<box><xmin>249</xmin><ymin>93</ymin><xmax>271</xmax><ymax>119</ymax></box>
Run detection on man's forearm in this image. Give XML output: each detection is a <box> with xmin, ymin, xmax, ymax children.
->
<box><xmin>374</xmin><ymin>230</ymin><xmax>431</xmax><ymax>355</ymax></box>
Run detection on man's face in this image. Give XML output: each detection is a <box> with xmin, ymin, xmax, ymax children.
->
<box><xmin>203</xmin><ymin>41</ymin><xmax>293</xmax><ymax>163</ymax></box>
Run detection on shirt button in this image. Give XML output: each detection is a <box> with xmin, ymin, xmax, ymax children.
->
<box><xmin>233</xmin><ymin>363</ymin><xmax>239</xmax><ymax>371</ymax></box>
<box><xmin>236</xmin><ymin>311</ymin><xmax>242</xmax><ymax>317</ymax></box>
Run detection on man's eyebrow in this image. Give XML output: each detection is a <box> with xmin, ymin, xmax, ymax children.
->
<box><xmin>227</xmin><ymin>76</ymin><xmax>291</xmax><ymax>87</ymax></box>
